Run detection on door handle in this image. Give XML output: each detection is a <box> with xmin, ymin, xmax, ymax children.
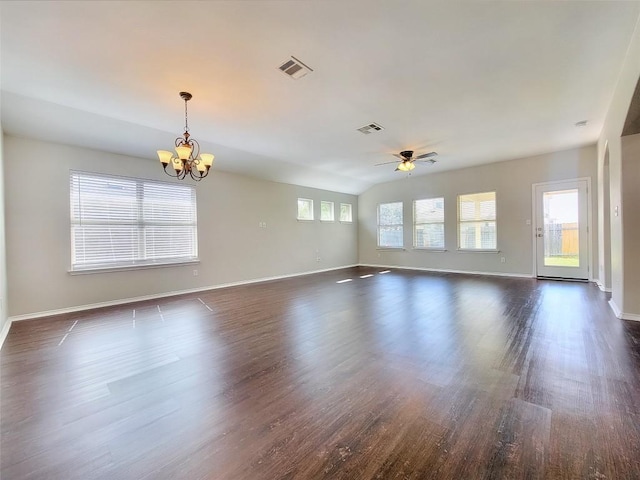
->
<box><xmin>536</xmin><ymin>233</ymin><xmax>543</xmax><ymax>237</ymax></box>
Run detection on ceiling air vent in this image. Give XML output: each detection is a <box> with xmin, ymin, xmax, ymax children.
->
<box><xmin>357</xmin><ymin>123</ymin><xmax>384</xmax><ymax>135</ymax></box>
<box><xmin>278</xmin><ymin>56</ymin><xmax>313</xmax><ymax>79</ymax></box>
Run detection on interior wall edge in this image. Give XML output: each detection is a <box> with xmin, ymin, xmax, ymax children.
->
<box><xmin>609</xmin><ymin>298</ymin><xmax>623</xmax><ymax>318</ymax></box>
<box><xmin>0</xmin><ymin>318</ymin><xmax>11</xmax><ymax>350</ymax></box>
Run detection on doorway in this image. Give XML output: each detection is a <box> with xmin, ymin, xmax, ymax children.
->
<box><xmin>533</xmin><ymin>179</ymin><xmax>590</xmax><ymax>280</ymax></box>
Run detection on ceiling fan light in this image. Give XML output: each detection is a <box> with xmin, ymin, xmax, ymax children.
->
<box><xmin>397</xmin><ymin>162</ymin><xmax>409</xmax><ymax>172</ymax></box>
<box><xmin>407</xmin><ymin>162</ymin><xmax>415</xmax><ymax>171</ymax></box>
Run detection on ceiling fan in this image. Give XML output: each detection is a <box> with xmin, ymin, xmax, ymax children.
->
<box><xmin>375</xmin><ymin>150</ymin><xmax>438</xmax><ymax>172</ymax></box>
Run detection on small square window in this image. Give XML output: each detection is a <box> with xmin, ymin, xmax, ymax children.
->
<box><xmin>320</xmin><ymin>201</ymin><xmax>335</xmax><ymax>222</ymax></box>
<box><xmin>340</xmin><ymin>203</ymin><xmax>353</xmax><ymax>222</ymax></box>
<box><xmin>297</xmin><ymin>198</ymin><xmax>314</xmax><ymax>220</ymax></box>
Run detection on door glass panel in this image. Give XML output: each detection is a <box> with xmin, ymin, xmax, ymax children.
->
<box><xmin>543</xmin><ymin>189</ymin><xmax>579</xmax><ymax>267</ymax></box>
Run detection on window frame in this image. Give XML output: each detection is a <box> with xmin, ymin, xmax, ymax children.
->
<box><xmin>377</xmin><ymin>201</ymin><xmax>404</xmax><ymax>248</ymax></box>
<box><xmin>457</xmin><ymin>191</ymin><xmax>498</xmax><ymax>251</ymax></box>
<box><xmin>297</xmin><ymin>198</ymin><xmax>314</xmax><ymax>221</ymax></box>
<box><xmin>339</xmin><ymin>203</ymin><xmax>353</xmax><ymax>223</ymax></box>
<box><xmin>413</xmin><ymin>197</ymin><xmax>445</xmax><ymax>250</ymax></box>
<box><xmin>320</xmin><ymin>200</ymin><xmax>335</xmax><ymax>222</ymax></box>
<box><xmin>69</xmin><ymin>171</ymin><xmax>199</xmax><ymax>273</ymax></box>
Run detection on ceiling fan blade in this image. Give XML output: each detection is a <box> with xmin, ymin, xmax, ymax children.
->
<box><xmin>414</xmin><ymin>152</ymin><xmax>437</xmax><ymax>160</ymax></box>
<box><xmin>375</xmin><ymin>160</ymin><xmax>400</xmax><ymax>166</ymax></box>
<box><xmin>392</xmin><ymin>153</ymin><xmax>405</xmax><ymax>160</ymax></box>
<box><xmin>414</xmin><ymin>158</ymin><xmax>437</xmax><ymax>164</ymax></box>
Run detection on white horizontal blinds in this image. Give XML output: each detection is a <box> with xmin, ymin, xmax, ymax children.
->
<box><xmin>340</xmin><ymin>203</ymin><xmax>352</xmax><ymax>222</ymax></box>
<box><xmin>414</xmin><ymin>197</ymin><xmax>444</xmax><ymax>248</ymax></box>
<box><xmin>70</xmin><ymin>171</ymin><xmax>197</xmax><ymax>270</ymax></box>
<box><xmin>142</xmin><ymin>182</ymin><xmax>197</xmax><ymax>261</ymax></box>
<box><xmin>378</xmin><ymin>202</ymin><xmax>403</xmax><ymax>247</ymax></box>
<box><xmin>458</xmin><ymin>191</ymin><xmax>496</xmax><ymax>249</ymax></box>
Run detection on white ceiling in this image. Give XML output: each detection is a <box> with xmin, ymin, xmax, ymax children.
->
<box><xmin>1</xmin><ymin>1</ymin><xmax>639</xmax><ymax>195</ymax></box>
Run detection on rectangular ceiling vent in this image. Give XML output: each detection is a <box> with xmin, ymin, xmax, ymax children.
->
<box><xmin>278</xmin><ymin>56</ymin><xmax>313</xmax><ymax>80</ymax></box>
<box><xmin>357</xmin><ymin>123</ymin><xmax>384</xmax><ymax>135</ymax></box>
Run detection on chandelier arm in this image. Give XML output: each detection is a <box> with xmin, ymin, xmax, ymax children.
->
<box><xmin>160</xmin><ymin>91</ymin><xmax>212</xmax><ymax>181</ymax></box>
<box><xmin>163</xmin><ymin>162</ymin><xmax>188</xmax><ymax>179</ymax></box>
<box><xmin>163</xmin><ymin>163</ymin><xmax>178</xmax><ymax>178</ymax></box>
<box><xmin>189</xmin><ymin>138</ymin><xmax>200</xmax><ymax>160</ymax></box>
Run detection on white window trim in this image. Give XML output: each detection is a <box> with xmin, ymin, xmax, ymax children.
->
<box><xmin>377</xmin><ymin>201</ymin><xmax>404</xmax><ymax>248</ymax></box>
<box><xmin>457</xmin><ymin>191</ymin><xmax>497</xmax><ymax>251</ymax></box>
<box><xmin>70</xmin><ymin>171</ymin><xmax>199</xmax><ymax>273</ymax></box>
<box><xmin>69</xmin><ymin>259</ymin><xmax>200</xmax><ymax>275</ymax></box>
<box><xmin>339</xmin><ymin>203</ymin><xmax>353</xmax><ymax>223</ymax></box>
<box><xmin>297</xmin><ymin>198</ymin><xmax>314</xmax><ymax>221</ymax></box>
<box><xmin>320</xmin><ymin>200</ymin><xmax>335</xmax><ymax>222</ymax></box>
<box><xmin>413</xmin><ymin>197</ymin><xmax>445</xmax><ymax>250</ymax></box>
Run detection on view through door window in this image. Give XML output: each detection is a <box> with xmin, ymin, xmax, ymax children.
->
<box><xmin>543</xmin><ymin>189</ymin><xmax>579</xmax><ymax>267</ymax></box>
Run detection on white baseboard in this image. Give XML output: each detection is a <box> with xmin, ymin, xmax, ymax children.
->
<box><xmin>8</xmin><ymin>264</ymin><xmax>358</xmax><ymax>323</ymax></box>
<box><xmin>359</xmin><ymin>263</ymin><xmax>533</xmax><ymax>279</ymax></box>
<box><xmin>0</xmin><ymin>318</ymin><xmax>12</xmax><ymax>350</ymax></box>
<box><xmin>610</xmin><ymin>299</ymin><xmax>640</xmax><ymax>321</ymax></box>
<box><xmin>595</xmin><ymin>281</ymin><xmax>612</xmax><ymax>293</ymax></box>
<box><xmin>609</xmin><ymin>299</ymin><xmax>623</xmax><ymax>318</ymax></box>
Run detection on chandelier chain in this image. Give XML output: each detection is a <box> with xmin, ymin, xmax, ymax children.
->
<box><xmin>184</xmin><ymin>98</ymin><xmax>189</xmax><ymax>134</ymax></box>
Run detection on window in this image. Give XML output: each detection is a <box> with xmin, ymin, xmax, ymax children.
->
<box><xmin>377</xmin><ymin>202</ymin><xmax>403</xmax><ymax>248</ymax></box>
<box><xmin>458</xmin><ymin>191</ymin><xmax>497</xmax><ymax>250</ymax></box>
<box><xmin>297</xmin><ymin>198</ymin><xmax>314</xmax><ymax>220</ymax></box>
<box><xmin>340</xmin><ymin>203</ymin><xmax>353</xmax><ymax>222</ymax></box>
<box><xmin>320</xmin><ymin>201</ymin><xmax>334</xmax><ymax>221</ymax></box>
<box><xmin>70</xmin><ymin>171</ymin><xmax>198</xmax><ymax>271</ymax></box>
<box><xmin>414</xmin><ymin>197</ymin><xmax>445</xmax><ymax>249</ymax></box>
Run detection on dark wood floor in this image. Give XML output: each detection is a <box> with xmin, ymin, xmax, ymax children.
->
<box><xmin>2</xmin><ymin>267</ymin><xmax>640</xmax><ymax>479</ymax></box>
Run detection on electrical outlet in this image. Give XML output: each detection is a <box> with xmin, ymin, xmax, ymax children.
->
<box><xmin>500</xmin><ymin>257</ymin><xmax>506</xmax><ymax>263</ymax></box>
<box><xmin>193</xmin><ymin>269</ymin><xmax>198</xmax><ymax>276</ymax></box>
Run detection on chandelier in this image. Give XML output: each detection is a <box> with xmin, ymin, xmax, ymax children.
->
<box><xmin>157</xmin><ymin>91</ymin><xmax>214</xmax><ymax>181</ymax></box>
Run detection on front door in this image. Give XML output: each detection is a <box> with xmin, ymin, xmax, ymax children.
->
<box><xmin>534</xmin><ymin>179</ymin><xmax>589</xmax><ymax>280</ymax></box>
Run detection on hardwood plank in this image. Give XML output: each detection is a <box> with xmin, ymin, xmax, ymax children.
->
<box><xmin>2</xmin><ymin>267</ymin><xmax>640</xmax><ymax>479</ymax></box>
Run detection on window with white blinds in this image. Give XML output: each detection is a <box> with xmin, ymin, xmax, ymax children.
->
<box><xmin>458</xmin><ymin>191</ymin><xmax>497</xmax><ymax>250</ymax></box>
<box><xmin>377</xmin><ymin>202</ymin><xmax>403</xmax><ymax>248</ymax></box>
<box><xmin>414</xmin><ymin>197</ymin><xmax>445</xmax><ymax>249</ymax></box>
<box><xmin>70</xmin><ymin>171</ymin><xmax>198</xmax><ymax>271</ymax></box>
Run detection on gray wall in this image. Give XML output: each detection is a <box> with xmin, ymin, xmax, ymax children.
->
<box><xmin>0</xmin><ymin>124</ymin><xmax>8</xmax><ymax>335</ymax></box>
<box><xmin>4</xmin><ymin>135</ymin><xmax>358</xmax><ymax>317</ymax></box>
<box><xmin>358</xmin><ymin>146</ymin><xmax>598</xmax><ymax>277</ymax></box>
<box><xmin>621</xmin><ymin>133</ymin><xmax>640</xmax><ymax>315</ymax></box>
<box><xmin>598</xmin><ymin>22</ymin><xmax>640</xmax><ymax>319</ymax></box>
